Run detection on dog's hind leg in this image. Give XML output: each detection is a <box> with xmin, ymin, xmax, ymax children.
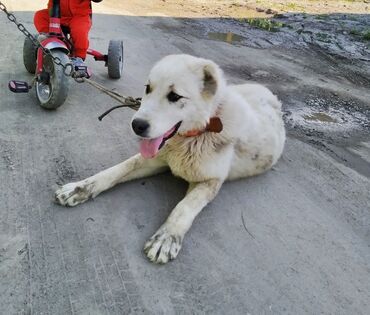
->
<box><xmin>144</xmin><ymin>178</ymin><xmax>223</xmax><ymax>264</ymax></box>
<box><xmin>55</xmin><ymin>154</ymin><xmax>168</xmax><ymax>207</ymax></box>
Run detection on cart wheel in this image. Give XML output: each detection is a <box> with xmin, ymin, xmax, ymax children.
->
<box><xmin>107</xmin><ymin>40</ymin><xmax>124</xmax><ymax>79</ymax></box>
<box><xmin>35</xmin><ymin>50</ymin><xmax>70</xmax><ymax>110</ymax></box>
<box><xmin>23</xmin><ymin>35</ymin><xmax>38</xmax><ymax>74</ymax></box>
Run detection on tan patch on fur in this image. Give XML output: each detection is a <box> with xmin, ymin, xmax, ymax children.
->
<box><xmin>202</xmin><ymin>68</ymin><xmax>217</xmax><ymax>98</ymax></box>
<box><xmin>235</xmin><ymin>139</ymin><xmax>248</xmax><ymax>155</ymax></box>
<box><xmin>160</xmin><ymin>133</ymin><xmax>230</xmax><ymax>181</ymax></box>
<box><xmin>255</xmin><ymin>154</ymin><xmax>274</xmax><ymax>172</ymax></box>
<box><xmin>213</xmin><ymin>138</ymin><xmax>230</xmax><ymax>153</ymax></box>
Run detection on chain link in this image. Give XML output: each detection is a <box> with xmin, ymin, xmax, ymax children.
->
<box><xmin>0</xmin><ymin>1</ymin><xmax>141</xmax><ymax>111</ymax></box>
<box><xmin>0</xmin><ymin>0</ymin><xmax>75</xmax><ymax>77</ymax></box>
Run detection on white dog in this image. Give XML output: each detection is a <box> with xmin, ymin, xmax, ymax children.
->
<box><xmin>55</xmin><ymin>54</ymin><xmax>285</xmax><ymax>264</ymax></box>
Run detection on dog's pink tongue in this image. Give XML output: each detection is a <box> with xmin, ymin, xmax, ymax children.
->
<box><xmin>140</xmin><ymin>136</ymin><xmax>164</xmax><ymax>159</ymax></box>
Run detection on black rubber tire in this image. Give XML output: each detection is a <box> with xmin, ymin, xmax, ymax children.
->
<box><xmin>35</xmin><ymin>50</ymin><xmax>70</xmax><ymax>110</ymax></box>
<box><xmin>23</xmin><ymin>35</ymin><xmax>38</xmax><ymax>74</ymax></box>
<box><xmin>107</xmin><ymin>40</ymin><xmax>124</xmax><ymax>79</ymax></box>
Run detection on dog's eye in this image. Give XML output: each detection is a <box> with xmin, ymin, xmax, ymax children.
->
<box><xmin>167</xmin><ymin>91</ymin><xmax>183</xmax><ymax>103</ymax></box>
<box><xmin>145</xmin><ymin>84</ymin><xmax>152</xmax><ymax>94</ymax></box>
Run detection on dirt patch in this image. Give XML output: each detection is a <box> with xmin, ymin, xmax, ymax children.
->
<box><xmin>54</xmin><ymin>154</ymin><xmax>77</xmax><ymax>184</ymax></box>
<box><xmin>285</xmin><ymin>95</ymin><xmax>370</xmax><ymax>136</ymax></box>
<box><xmin>272</xmin><ymin>13</ymin><xmax>370</xmax><ymax>60</ymax></box>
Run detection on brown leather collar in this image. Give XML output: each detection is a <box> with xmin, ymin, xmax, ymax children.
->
<box><xmin>182</xmin><ymin>117</ymin><xmax>223</xmax><ymax>137</ymax></box>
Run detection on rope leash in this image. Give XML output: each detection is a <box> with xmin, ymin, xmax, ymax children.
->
<box><xmin>82</xmin><ymin>78</ymin><xmax>141</xmax><ymax>119</ymax></box>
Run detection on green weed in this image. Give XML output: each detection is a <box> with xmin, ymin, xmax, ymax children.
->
<box><xmin>245</xmin><ymin>18</ymin><xmax>284</xmax><ymax>32</ymax></box>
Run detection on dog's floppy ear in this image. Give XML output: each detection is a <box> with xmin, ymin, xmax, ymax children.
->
<box><xmin>202</xmin><ymin>63</ymin><xmax>218</xmax><ymax>98</ymax></box>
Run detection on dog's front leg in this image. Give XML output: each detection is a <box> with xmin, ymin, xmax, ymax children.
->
<box><xmin>55</xmin><ymin>154</ymin><xmax>168</xmax><ymax>207</ymax></box>
<box><xmin>144</xmin><ymin>178</ymin><xmax>223</xmax><ymax>264</ymax></box>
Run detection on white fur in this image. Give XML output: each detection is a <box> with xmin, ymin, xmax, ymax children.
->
<box><xmin>55</xmin><ymin>55</ymin><xmax>285</xmax><ymax>264</ymax></box>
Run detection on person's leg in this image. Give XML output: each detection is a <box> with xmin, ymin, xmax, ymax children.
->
<box><xmin>68</xmin><ymin>15</ymin><xmax>92</xmax><ymax>59</ymax></box>
<box><xmin>33</xmin><ymin>9</ymin><xmax>50</xmax><ymax>33</ymax></box>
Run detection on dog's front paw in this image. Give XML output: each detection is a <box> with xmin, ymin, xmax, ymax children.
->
<box><xmin>55</xmin><ymin>181</ymin><xmax>95</xmax><ymax>207</ymax></box>
<box><xmin>144</xmin><ymin>227</ymin><xmax>183</xmax><ymax>264</ymax></box>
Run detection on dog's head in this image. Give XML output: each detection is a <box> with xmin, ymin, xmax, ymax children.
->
<box><xmin>131</xmin><ymin>54</ymin><xmax>225</xmax><ymax>159</ymax></box>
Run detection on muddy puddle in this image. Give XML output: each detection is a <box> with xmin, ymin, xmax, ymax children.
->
<box><xmin>303</xmin><ymin>112</ymin><xmax>338</xmax><ymax>123</ymax></box>
<box><xmin>208</xmin><ymin>32</ymin><xmax>245</xmax><ymax>44</ymax></box>
<box><xmin>285</xmin><ymin>102</ymin><xmax>369</xmax><ymax>133</ymax></box>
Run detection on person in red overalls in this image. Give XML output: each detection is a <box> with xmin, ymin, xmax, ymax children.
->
<box><xmin>34</xmin><ymin>0</ymin><xmax>102</xmax><ymax>69</ymax></box>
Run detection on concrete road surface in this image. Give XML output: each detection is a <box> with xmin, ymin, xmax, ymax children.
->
<box><xmin>0</xmin><ymin>1</ymin><xmax>369</xmax><ymax>314</ymax></box>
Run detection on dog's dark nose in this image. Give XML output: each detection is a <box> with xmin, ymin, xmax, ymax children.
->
<box><xmin>132</xmin><ymin>118</ymin><xmax>150</xmax><ymax>136</ymax></box>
